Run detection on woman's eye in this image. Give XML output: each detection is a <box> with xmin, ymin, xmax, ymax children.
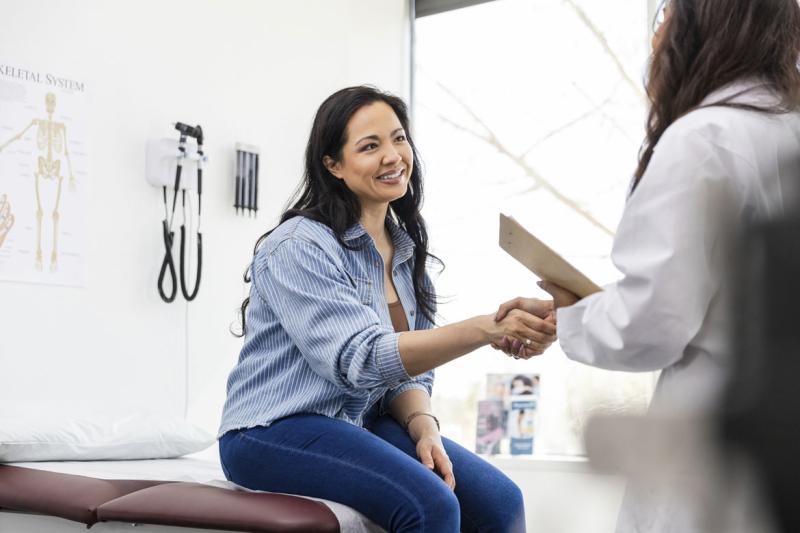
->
<box><xmin>395</xmin><ymin>135</ymin><xmax>407</xmax><ymax>142</ymax></box>
<box><xmin>362</xmin><ymin>143</ymin><xmax>378</xmax><ymax>151</ymax></box>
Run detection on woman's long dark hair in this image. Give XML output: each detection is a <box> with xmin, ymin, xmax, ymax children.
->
<box><xmin>634</xmin><ymin>0</ymin><xmax>800</xmax><ymax>190</ymax></box>
<box><xmin>235</xmin><ymin>86</ymin><xmax>442</xmax><ymax>336</ymax></box>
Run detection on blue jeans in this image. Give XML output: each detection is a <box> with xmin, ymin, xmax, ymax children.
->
<box><xmin>219</xmin><ymin>413</ymin><xmax>526</xmax><ymax>533</ymax></box>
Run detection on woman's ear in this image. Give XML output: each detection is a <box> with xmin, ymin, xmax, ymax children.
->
<box><xmin>323</xmin><ymin>155</ymin><xmax>343</xmax><ymax>180</ymax></box>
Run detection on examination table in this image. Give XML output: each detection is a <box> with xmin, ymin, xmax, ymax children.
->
<box><xmin>0</xmin><ymin>455</ymin><xmax>384</xmax><ymax>533</ymax></box>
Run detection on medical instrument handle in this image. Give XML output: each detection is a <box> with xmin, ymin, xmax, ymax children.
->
<box><xmin>174</xmin><ymin>122</ymin><xmax>203</xmax><ymax>143</ymax></box>
<box><xmin>168</xmin><ymin>140</ymin><xmax>186</xmax><ymax>231</ymax></box>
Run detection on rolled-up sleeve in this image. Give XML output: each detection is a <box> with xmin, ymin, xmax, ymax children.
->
<box><xmin>380</xmin><ymin>271</ymin><xmax>436</xmax><ymax>411</ymax></box>
<box><xmin>254</xmin><ymin>237</ymin><xmax>412</xmax><ymax>391</ymax></box>
<box><xmin>558</xmin><ymin>128</ymin><xmax>734</xmax><ymax>372</ymax></box>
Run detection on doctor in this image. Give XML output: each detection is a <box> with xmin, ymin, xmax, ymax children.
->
<box><xmin>496</xmin><ymin>0</ymin><xmax>800</xmax><ymax>530</ymax></box>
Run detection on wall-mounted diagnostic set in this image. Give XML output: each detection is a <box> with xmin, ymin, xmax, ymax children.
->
<box><xmin>145</xmin><ymin>122</ymin><xmax>207</xmax><ymax>303</ymax></box>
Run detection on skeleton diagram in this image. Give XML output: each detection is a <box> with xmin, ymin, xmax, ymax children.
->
<box><xmin>0</xmin><ymin>92</ymin><xmax>76</xmax><ymax>271</ymax></box>
<box><xmin>0</xmin><ymin>194</ymin><xmax>14</xmax><ymax>249</ymax></box>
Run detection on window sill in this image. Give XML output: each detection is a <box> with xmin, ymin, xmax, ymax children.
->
<box><xmin>481</xmin><ymin>454</ymin><xmax>608</xmax><ymax>474</ymax></box>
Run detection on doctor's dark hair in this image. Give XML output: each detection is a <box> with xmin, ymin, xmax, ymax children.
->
<box><xmin>234</xmin><ymin>85</ymin><xmax>442</xmax><ymax>337</ymax></box>
<box><xmin>633</xmin><ymin>0</ymin><xmax>800</xmax><ymax>191</ymax></box>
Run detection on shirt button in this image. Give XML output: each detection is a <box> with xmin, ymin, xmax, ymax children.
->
<box><xmin>410</xmin><ymin>310</ymin><xmax>415</xmax><ymax>316</ymax></box>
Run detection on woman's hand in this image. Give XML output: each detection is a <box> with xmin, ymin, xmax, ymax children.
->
<box><xmin>414</xmin><ymin>427</ymin><xmax>456</xmax><ymax>490</ymax></box>
<box><xmin>492</xmin><ymin>297</ymin><xmax>557</xmax><ymax>359</ymax></box>
<box><xmin>391</xmin><ymin>391</ymin><xmax>454</xmax><ymax>490</ymax></box>
<box><xmin>490</xmin><ymin>316</ymin><xmax>556</xmax><ymax>359</ymax></box>
<box><xmin>485</xmin><ymin>306</ymin><xmax>556</xmax><ymax>359</ymax></box>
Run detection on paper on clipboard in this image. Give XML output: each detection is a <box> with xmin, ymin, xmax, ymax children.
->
<box><xmin>499</xmin><ymin>213</ymin><xmax>602</xmax><ymax>298</ymax></box>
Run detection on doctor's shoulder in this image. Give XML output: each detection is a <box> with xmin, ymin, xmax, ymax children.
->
<box><xmin>670</xmin><ymin>98</ymin><xmax>791</xmax><ymax>155</ymax></box>
<box><xmin>668</xmin><ymin>104</ymin><xmax>740</xmax><ymax>141</ymax></box>
<box><xmin>650</xmin><ymin>104</ymin><xmax>768</xmax><ymax>171</ymax></box>
<box><xmin>631</xmin><ymin>112</ymin><xmax>745</xmax><ymax>202</ymax></box>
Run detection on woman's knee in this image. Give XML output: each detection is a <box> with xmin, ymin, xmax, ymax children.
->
<box><xmin>396</xmin><ymin>479</ymin><xmax>459</xmax><ymax>533</ymax></box>
<box><xmin>505</xmin><ymin>483</ymin><xmax>526</xmax><ymax>530</ymax></box>
<box><xmin>422</xmin><ymin>481</ymin><xmax>461</xmax><ymax>531</ymax></box>
<box><xmin>484</xmin><ymin>479</ymin><xmax>526</xmax><ymax>532</ymax></box>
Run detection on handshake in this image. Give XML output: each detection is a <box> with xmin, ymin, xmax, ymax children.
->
<box><xmin>487</xmin><ymin>282</ymin><xmax>580</xmax><ymax>360</ymax></box>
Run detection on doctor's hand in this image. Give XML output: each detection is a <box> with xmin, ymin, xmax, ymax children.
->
<box><xmin>491</xmin><ymin>317</ymin><xmax>556</xmax><ymax>359</ymax></box>
<box><xmin>489</xmin><ymin>306</ymin><xmax>556</xmax><ymax>359</ymax></box>
<box><xmin>492</xmin><ymin>297</ymin><xmax>556</xmax><ymax>359</ymax></box>
<box><xmin>537</xmin><ymin>281</ymin><xmax>580</xmax><ymax>310</ymax></box>
<box><xmin>494</xmin><ymin>297</ymin><xmax>554</xmax><ymax>322</ymax></box>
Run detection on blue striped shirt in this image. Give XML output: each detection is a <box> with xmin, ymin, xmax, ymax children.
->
<box><xmin>218</xmin><ymin>216</ymin><xmax>435</xmax><ymax>437</ymax></box>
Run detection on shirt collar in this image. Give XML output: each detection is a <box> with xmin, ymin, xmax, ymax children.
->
<box><xmin>342</xmin><ymin>223</ymin><xmax>368</xmax><ymax>242</ymax></box>
<box><xmin>699</xmin><ymin>77</ymin><xmax>781</xmax><ymax>108</ymax></box>
<box><xmin>342</xmin><ymin>217</ymin><xmax>417</xmax><ymax>264</ymax></box>
<box><xmin>385</xmin><ymin>217</ymin><xmax>416</xmax><ymax>265</ymax></box>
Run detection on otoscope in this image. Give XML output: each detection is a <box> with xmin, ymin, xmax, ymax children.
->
<box><xmin>157</xmin><ymin>122</ymin><xmax>204</xmax><ymax>303</ymax></box>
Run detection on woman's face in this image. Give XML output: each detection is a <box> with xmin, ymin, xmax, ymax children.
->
<box><xmin>325</xmin><ymin>101</ymin><xmax>413</xmax><ymax>212</ymax></box>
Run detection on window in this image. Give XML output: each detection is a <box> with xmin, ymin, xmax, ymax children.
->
<box><xmin>414</xmin><ymin>0</ymin><xmax>657</xmax><ymax>455</ymax></box>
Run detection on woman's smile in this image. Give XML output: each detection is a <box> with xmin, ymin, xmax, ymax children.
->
<box><xmin>375</xmin><ymin>166</ymin><xmax>405</xmax><ymax>184</ymax></box>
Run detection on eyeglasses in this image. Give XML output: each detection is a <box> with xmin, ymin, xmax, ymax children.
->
<box><xmin>652</xmin><ymin>0</ymin><xmax>670</xmax><ymax>34</ymax></box>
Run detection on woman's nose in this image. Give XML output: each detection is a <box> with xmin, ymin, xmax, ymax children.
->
<box><xmin>382</xmin><ymin>148</ymin><xmax>401</xmax><ymax>165</ymax></box>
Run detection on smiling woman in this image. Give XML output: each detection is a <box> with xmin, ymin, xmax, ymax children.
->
<box><xmin>323</xmin><ymin>101</ymin><xmax>413</xmax><ymax>213</ymax></box>
<box><xmin>215</xmin><ymin>85</ymin><xmax>563</xmax><ymax>533</ymax></box>
<box><xmin>217</xmin><ymin>85</ymin><xmax>561</xmax><ymax>533</ymax></box>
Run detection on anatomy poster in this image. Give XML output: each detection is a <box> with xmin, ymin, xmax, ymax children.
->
<box><xmin>0</xmin><ymin>62</ymin><xmax>88</xmax><ymax>287</ymax></box>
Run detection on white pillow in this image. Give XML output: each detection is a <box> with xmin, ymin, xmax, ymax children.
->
<box><xmin>0</xmin><ymin>413</ymin><xmax>215</xmax><ymax>462</ymax></box>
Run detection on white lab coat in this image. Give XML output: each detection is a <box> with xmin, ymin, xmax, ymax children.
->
<box><xmin>557</xmin><ymin>79</ymin><xmax>800</xmax><ymax>532</ymax></box>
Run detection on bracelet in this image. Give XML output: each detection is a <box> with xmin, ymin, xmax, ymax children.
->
<box><xmin>404</xmin><ymin>411</ymin><xmax>440</xmax><ymax>431</ymax></box>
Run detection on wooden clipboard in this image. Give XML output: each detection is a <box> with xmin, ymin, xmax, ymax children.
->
<box><xmin>499</xmin><ymin>213</ymin><xmax>602</xmax><ymax>298</ymax></box>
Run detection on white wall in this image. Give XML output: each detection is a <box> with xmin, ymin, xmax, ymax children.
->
<box><xmin>0</xmin><ymin>0</ymin><xmax>410</xmax><ymax>429</ymax></box>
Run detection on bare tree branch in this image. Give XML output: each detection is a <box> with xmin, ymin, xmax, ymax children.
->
<box><xmin>430</xmin><ymin>77</ymin><xmax>500</xmax><ymax>145</ymax></box>
<box><xmin>518</xmin><ymin>93</ymin><xmax>613</xmax><ymax>159</ymax></box>
<box><xmin>571</xmin><ymin>81</ymin><xmax>639</xmax><ymax>144</ymax></box>
<box><xmin>415</xmin><ymin>0</ymin><xmax>645</xmax><ymax>240</ymax></box>
<box><xmin>425</xmin><ymin>84</ymin><xmax>615</xmax><ymax>238</ymax></box>
<box><xmin>563</xmin><ymin>0</ymin><xmax>646</xmax><ymax>102</ymax></box>
<box><xmin>419</xmin><ymin>102</ymin><xmax>490</xmax><ymax>145</ymax></box>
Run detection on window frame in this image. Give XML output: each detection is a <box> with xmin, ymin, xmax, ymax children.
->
<box><xmin>408</xmin><ymin>0</ymin><xmax>660</xmax><ymax>108</ymax></box>
<box><xmin>407</xmin><ymin>0</ymin><xmax>661</xmax><ymax>455</ymax></box>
